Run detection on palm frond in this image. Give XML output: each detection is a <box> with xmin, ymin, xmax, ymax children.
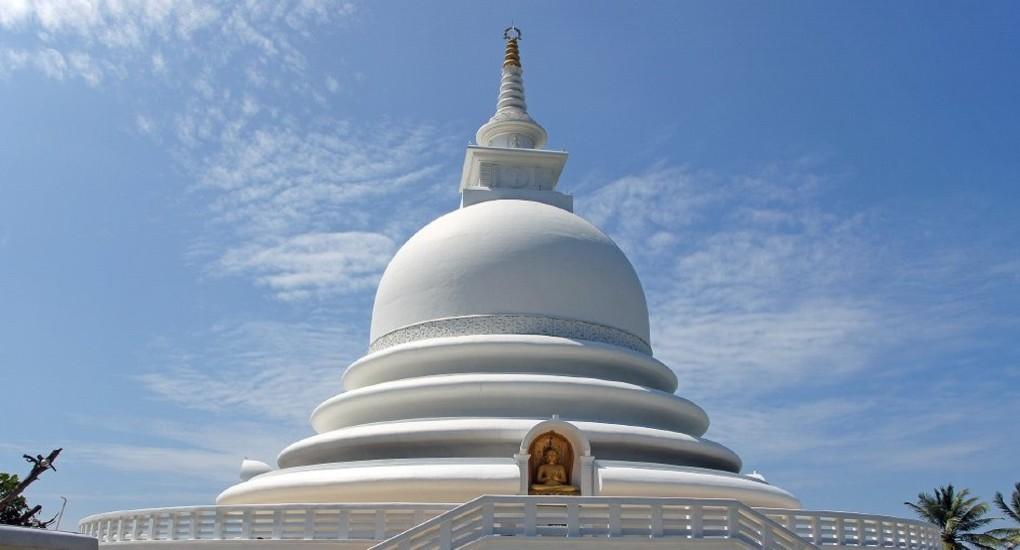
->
<box><xmin>994</xmin><ymin>483</ymin><xmax>1020</xmax><ymax>525</ymax></box>
<box><xmin>906</xmin><ymin>484</ymin><xmax>997</xmax><ymax>550</ymax></box>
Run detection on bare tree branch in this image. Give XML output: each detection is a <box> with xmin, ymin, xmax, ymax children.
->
<box><xmin>0</xmin><ymin>449</ymin><xmax>61</xmax><ymax>511</ymax></box>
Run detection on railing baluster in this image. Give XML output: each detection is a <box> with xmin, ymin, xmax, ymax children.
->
<box><xmin>337</xmin><ymin>509</ymin><xmax>349</xmax><ymax>539</ymax></box>
<box><xmin>482</xmin><ymin>500</ymin><xmax>495</xmax><ymax>536</ymax></box>
<box><xmin>524</xmin><ymin>501</ymin><xmax>537</xmax><ymax>537</ymax></box>
<box><xmin>242</xmin><ymin>510</ymin><xmax>252</xmax><ymax>540</ymax></box>
<box><xmin>214</xmin><ymin>508</ymin><xmax>224</xmax><ymax>539</ymax></box>
<box><xmin>271</xmin><ymin>509</ymin><xmax>282</xmax><ymax>539</ymax></box>
<box><xmin>375</xmin><ymin>509</ymin><xmax>386</xmax><ymax>540</ymax></box>
<box><xmin>567</xmin><ymin>502</ymin><xmax>580</xmax><ymax>537</ymax></box>
<box><xmin>762</xmin><ymin>518</ymin><xmax>775</xmax><ymax>548</ymax></box>
<box><xmin>651</xmin><ymin>503</ymin><xmax>663</xmax><ymax>538</ymax></box>
<box><xmin>692</xmin><ymin>504</ymin><xmax>703</xmax><ymax>538</ymax></box>
<box><xmin>439</xmin><ymin>520</ymin><xmax>452</xmax><ymax>549</ymax></box>
<box><xmin>304</xmin><ymin>509</ymin><xmax>314</xmax><ymax>540</ymax></box>
<box><xmin>609</xmin><ymin>502</ymin><xmax>622</xmax><ymax>537</ymax></box>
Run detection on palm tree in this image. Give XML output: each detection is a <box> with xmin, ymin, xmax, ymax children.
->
<box><xmin>989</xmin><ymin>483</ymin><xmax>1020</xmax><ymax>549</ymax></box>
<box><xmin>905</xmin><ymin>485</ymin><xmax>999</xmax><ymax>550</ymax></box>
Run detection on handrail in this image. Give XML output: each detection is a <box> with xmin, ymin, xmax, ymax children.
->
<box><xmin>370</xmin><ymin>495</ymin><xmax>819</xmax><ymax>550</ymax></box>
<box><xmin>759</xmin><ymin>508</ymin><xmax>942</xmax><ymax>549</ymax></box>
<box><xmin>78</xmin><ymin>503</ymin><xmax>453</xmax><ymax>543</ymax></box>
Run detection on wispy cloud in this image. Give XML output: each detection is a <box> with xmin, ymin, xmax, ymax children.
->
<box><xmin>190</xmin><ymin>121</ymin><xmax>454</xmax><ymax>299</ymax></box>
<box><xmin>0</xmin><ymin>1</ymin><xmax>351</xmax><ymax>83</ymax></box>
<box><xmin>709</xmin><ymin>376</ymin><xmax>1016</xmax><ymax>478</ymax></box>
<box><xmin>1</xmin><ymin>3</ymin><xmax>457</xmax><ymax>459</ymax></box>
<box><xmin>579</xmin><ymin>163</ymin><xmax>886</xmax><ymax>394</ymax></box>
<box><xmin>2</xmin><ymin>0</ymin><xmax>455</xmax><ymax>300</ymax></box>
<box><xmin>138</xmin><ymin>319</ymin><xmax>365</xmax><ymax>423</ymax></box>
<box><xmin>579</xmin><ymin>160</ymin><xmax>1020</xmax><ymax>487</ymax></box>
<box><xmin>75</xmin><ymin>444</ymin><xmax>240</xmax><ymax>481</ymax></box>
<box><xmin>65</xmin><ymin>415</ymin><xmax>305</xmax><ymax>480</ymax></box>
<box><xmin>219</xmin><ymin>232</ymin><xmax>395</xmax><ymax>300</ymax></box>
<box><xmin>579</xmin><ymin>162</ymin><xmax>1001</xmax><ymax>398</ymax></box>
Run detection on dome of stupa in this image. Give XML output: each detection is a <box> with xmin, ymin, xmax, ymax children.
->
<box><xmin>369</xmin><ymin>199</ymin><xmax>652</xmax><ymax>352</ymax></box>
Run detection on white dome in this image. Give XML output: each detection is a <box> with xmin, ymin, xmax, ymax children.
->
<box><xmin>370</xmin><ymin>200</ymin><xmax>650</xmax><ymax>349</ymax></box>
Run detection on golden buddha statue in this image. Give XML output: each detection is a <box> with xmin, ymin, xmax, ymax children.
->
<box><xmin>530</xmin><ymin>448</ymin><xmax>579</xmax><ymax>495</ymax></box>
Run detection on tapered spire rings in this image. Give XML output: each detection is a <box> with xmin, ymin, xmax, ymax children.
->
<box><xmin>503</xmin><ymin>26</ymin><xmax>522</xmax><ymax>68</ymax></box>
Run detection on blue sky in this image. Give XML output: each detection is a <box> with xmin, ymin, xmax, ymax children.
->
<box><xmin>2</xmin><ymin>0</ymin><xmax>1019</xmax><ymax>529</ymax></box>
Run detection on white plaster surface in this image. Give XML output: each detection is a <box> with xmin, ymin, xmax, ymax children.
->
<box><xmin>342</xmin><ymin>334</ymin><xmax>676</xmax><ymax>392</ymax></box>
<box><xmin>216</xmin><ymin>457</ymin><xmax>798</xmax><ymax>508</ymax></box>
<box><xmin>310</xmin><ymin>374</ymin><xmax>709</xmax><ymax>435</ymax></box>
<box><xmin>0</xmin><ymin>526</ymin><xmax>97</xmax><ymax>550</ymax></box>
<box><xmin>217</xmin><ymin>458</ymin><xmax>519</xmax><ymax>504</ymax></box>
<box><xmin>278</xmin><ymin>418</ymin><xmax>741</xmax><ymax>472</ymax></box>
<box><xmin>595</xmin><ymin>460</ymin><xmax>801</xmax><ymax>509</ymax></box>
<box><xmin>239</xmin><ymin>458</ymin><xmax>272</xmax><ymax>481</ymax></box>
<box><xmin>369</xmin><ymin>200</ymin><xmax>650</xmax><ymax>345</ymax></box>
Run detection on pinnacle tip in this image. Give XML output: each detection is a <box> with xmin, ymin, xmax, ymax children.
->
<box><xmin>503</xmin><ymin>25</ymin><xmax>521</xmax><ymax>42</ymax></box>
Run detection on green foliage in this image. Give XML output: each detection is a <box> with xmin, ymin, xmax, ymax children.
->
<box><xmin>1</xmin><ymin>472</ymin><xmax>48</xmax><ymax>527</ymax></box>
<box><xmin>905</xmin><ymin>485</ymin><xmax>999</xmax><ymax>550</ymax></box>
<box><xmin>989</xmin><ymin>483</ymin><xmax>1020</xmax><ymax>549</ymax></box>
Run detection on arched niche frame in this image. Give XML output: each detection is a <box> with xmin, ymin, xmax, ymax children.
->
<box><xmin>515</xmin><ymin>418</ymin><xmax>594</xmax><ymax>496</ymax></box>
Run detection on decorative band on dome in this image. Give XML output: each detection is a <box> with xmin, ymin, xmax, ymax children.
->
<box><xmin>369</xmin><ymin>314</ymin><xmax>652</xmax><ymax>355</ymax></box>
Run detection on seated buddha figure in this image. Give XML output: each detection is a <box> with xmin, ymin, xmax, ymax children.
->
<box><xmin>530</xmin><ymin>448</ymin><xmax>579</xmax><ymax>495</ymax></box>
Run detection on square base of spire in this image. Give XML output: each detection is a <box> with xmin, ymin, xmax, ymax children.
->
<box><xmin>459</xmin><ymin>146</ymin><xmax>569</xmax><ymax>194</ymax></box>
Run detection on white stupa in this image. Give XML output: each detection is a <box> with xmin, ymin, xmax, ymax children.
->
<box><xmin>79</xmin><ymin>29</ymin><xmax>942</xmax><ymax>550</ymax></box>
<box><xmin>215</xmin><ymin>28</ymin><xmax>796</xmax><ymax>510</ymax></box>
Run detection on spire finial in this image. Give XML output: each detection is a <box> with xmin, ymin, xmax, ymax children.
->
<box><xmin>503</xmin><ymin>26</ymin><xmax>522</xmax><ymax>68</ymax></box>
<box><xmin>475</xmin><ymin>26</ymin><xmax>547</xmax><ymax>150</ymax></box>
<box><xmin>504</xmin><ymin>25</ymin><xmax>522</xmax><ymax>42</ymax></box>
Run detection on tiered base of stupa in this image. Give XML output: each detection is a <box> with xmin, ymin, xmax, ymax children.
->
<box><xmin>217</xmin><ymin>435</ymin><xmax>799</xmax><ymax>508</ymax></box>
<box><xmin>213</xmin><ymin>334</ymin><xmax>800</xmax><ymax>510</ymax></box>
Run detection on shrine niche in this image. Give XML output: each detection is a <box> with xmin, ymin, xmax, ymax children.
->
<box><xmin>527</xmin><ymin>431</ymin><xmax>580</xmax><ymax>495</ymax></box>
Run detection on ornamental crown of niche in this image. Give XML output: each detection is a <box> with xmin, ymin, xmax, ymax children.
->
<box><xmin>459</xmin><ymin>25</ymin><xmax>572</xmax><ymax>211</ymax></box>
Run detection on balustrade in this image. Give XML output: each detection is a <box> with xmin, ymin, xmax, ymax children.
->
<box><xmin>760</xmin><ymin>508</ymin><xmax>941</xmax><ymax>549</ymax></box>
<box><xmin>79</xmin><ymin>499</ymin><xmax>942</xmax><ymax>549</ymax></box>
<box><xmin>79</xmin><ymin>503</ymin><xmax>451</xmax><ymax>543</ymax></box>
<box><xmin>373</xmin><ymin>496</ymin><xmax>817</xmax><ymax>549</ymax></box>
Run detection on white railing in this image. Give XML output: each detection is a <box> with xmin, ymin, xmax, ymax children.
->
<box><xmin>370</xmin><ymin>496</ymin><xmax>818</xmax><ymax>550</ymax></box>
<box><xmin>759</xmin><ymin>508</ymin><xmax>941</xmax><ymax>549</ymax></box>
<box><xmin>78</xmin><ymin>503</ymin><xmax>452</xmax><ymax>543</ymax></box>
<box><xmin>77</xmin><ymin>500</ymin><xmax>942</xmax><ymax>550</ymax></box>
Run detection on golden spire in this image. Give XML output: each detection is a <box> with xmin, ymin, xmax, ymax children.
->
<box><xmin>503</xmin><ymin>26</ymin><xmax>522</xmax><ymax>68</ymax></box>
